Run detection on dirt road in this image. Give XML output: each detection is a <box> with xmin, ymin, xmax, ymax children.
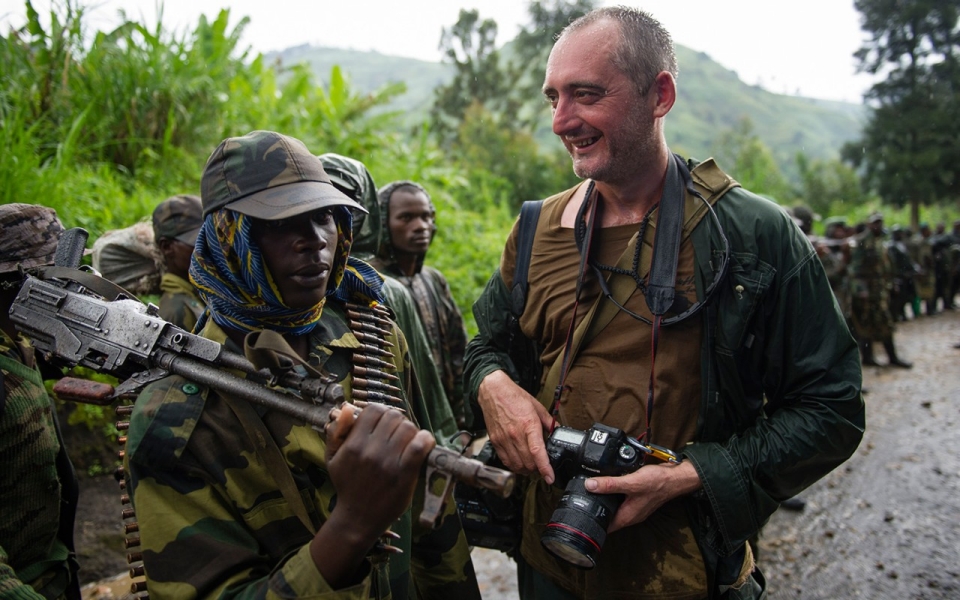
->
<box><xmin>75</xmin><ymin>310</ymin><xmax>960</xmax><ymax>599</ymax></box>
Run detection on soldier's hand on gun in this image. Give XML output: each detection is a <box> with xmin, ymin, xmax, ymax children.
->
<box><xmin>326</xmin><ymin>403</ymin><xmax>435</xmax><ymax>538</ymax></box>
<box><xmin>478</xmin><ymin>370</ymin><xmax>555</xmax><ymax>484</ymax></box>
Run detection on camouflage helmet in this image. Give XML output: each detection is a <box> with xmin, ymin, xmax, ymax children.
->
<box><xmin>199</xmin><ymin>130</ymin><xmax>366</xmax><ymax>220</ymax></box>
<box><xmin>0</xmin><ymin>203</ymin><xmax>65</xmax><ymax>274</ymax></box>
<box><xmin>867</xmin><ymin>211</ymin><xmax>884</xmax><ymax>224</ymax></box>
<box><xmin>152</xmin><ymin>194</ymin><xmax>203</xmax><ymax>246</ymax></box>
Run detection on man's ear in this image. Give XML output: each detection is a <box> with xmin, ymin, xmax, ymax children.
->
<box><xmin>652</xmin><ymin>71</ymin><xmax>676</xmax><ymax>118</ymax></box>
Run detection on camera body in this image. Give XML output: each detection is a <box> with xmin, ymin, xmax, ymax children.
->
<box><xmin>454</xmin><ymin>440</ymin><xmax>523</xmax><ymax>553</ymax></box>
<box><xmin>541</xmin><ymin>423</ymin><xmax>649</xmax><ymax>569</ymax></box>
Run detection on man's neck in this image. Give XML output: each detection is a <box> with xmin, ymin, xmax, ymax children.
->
<box><xmin>394</xmin><ymin>252</ymin><xmax>422</xmax><ymax>277</ymax></box>
<box><xmin>561</xmin><ymin>151</ymin><xmax>671</xmax><ymax>228</ymax></box>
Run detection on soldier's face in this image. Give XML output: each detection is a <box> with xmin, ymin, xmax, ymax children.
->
<box><xmin>388</xmin><ymin>189</ymin><xmax>435</xmax><ymax>256</ymax></box>
<box><xmin>252</xmin><ymin>208</ymin><xmax>338</xmax><ymax>309</ymax></box>
<box><xmin>159</xmin><ymin>238</ymin><xmax>194</xmax><ymax>278</ymax></box>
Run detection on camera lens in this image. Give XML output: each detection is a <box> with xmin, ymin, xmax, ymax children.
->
<box><xmin>540</xmin><ymin>475</ymin><xmax>623</xmax><ymax>569</ymax></box>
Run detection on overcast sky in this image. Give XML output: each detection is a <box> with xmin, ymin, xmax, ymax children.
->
<box><xmin>0</xmin><ymin>0</ymin><xmax>876</xmax><ymax>104</ymax></box>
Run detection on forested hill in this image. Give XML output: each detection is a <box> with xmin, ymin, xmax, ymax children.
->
<box><xmin>271</xmin><ymin>43</ymin><xmax>866</xmax><ymax>172</ymax></box>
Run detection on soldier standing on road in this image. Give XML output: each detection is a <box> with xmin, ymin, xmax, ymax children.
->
<box><xmin>850</xmin><ymin>213</ymin><xmax>912</xmax><ymax>368</ymax></box>
<box><xmin>0</xmin><ymin>204</ymin><xmax>81</xmax><ymax>600</ymax></box>
<box><xmin>151</xmin><ymin>194</ymin><xmax>205</xmax><ymax>331</ymax></box>
<box><xmin>910</xmin><ymin>222</ymin><xmax>937</xmax><ymax>315</ymax></box>
<box><xmin>886</xmin><ymin>225</ymin><xmax>919</xmax><ymax>322</ymax></box>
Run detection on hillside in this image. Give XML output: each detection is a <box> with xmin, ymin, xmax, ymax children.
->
<box><xmin>269</xmin><ymin>43</ymin><xmax>866</xmax><ymax>178</ymax></box>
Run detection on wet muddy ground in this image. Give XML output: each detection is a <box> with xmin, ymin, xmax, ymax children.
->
<box><xmin>75</xmin><ymin>310</ymin><xmax>960</xmax><ymax>599</ymax></box>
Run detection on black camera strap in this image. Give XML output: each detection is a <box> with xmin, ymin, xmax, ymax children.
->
<box><xmin>552</xmin><ymin>155</ymin><xmax>686</xmax><ymax>441</ymax></box>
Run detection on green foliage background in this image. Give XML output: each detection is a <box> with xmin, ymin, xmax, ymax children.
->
<box><xmin>3</xmin><ymin>1</ymin><xmax>958</xmax><ymax>333</ymax></box>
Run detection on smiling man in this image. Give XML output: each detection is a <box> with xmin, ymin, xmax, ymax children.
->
<box><xmin>464</xmin><ymin>7</ymin><xmax>864</xmax><ymax>599</ymax></box>
<box><xmin>373</xmin><ymin>181</ymin><xmax>470</xmax><ymax>429</ymax></box>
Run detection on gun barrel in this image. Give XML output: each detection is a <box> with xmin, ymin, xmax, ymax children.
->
<box><xmin>154</xmin><ymin>349</ymin><xmax>342</xmax><ymax>428</ymax></box>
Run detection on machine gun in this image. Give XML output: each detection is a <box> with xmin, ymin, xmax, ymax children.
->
<box><xmin>9</xmin><ymin>230</ymin><xmax>514</xmax><ymax>527</ymax></box>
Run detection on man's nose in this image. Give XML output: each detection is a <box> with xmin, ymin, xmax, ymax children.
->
<box><xmin>552</xmin><ymin>97</ymin><xmax>578</xmax><ymax>136</ymax></box>
<box><xmin>295</xmin><ymin>221</ymin><xmax>329</xmax><ymax>250</ymax></box>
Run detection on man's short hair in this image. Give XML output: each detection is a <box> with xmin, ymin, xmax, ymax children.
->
<box><xmin>560</xmin><ymin>6</ymin><xmax>679</xmax><ymax>96</ymax></box>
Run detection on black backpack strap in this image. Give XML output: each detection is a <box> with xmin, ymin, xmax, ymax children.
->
<box><xmin>510</xmin><ymin>200</ymin><xmax>543</xmax><ymax>319</ymax></box>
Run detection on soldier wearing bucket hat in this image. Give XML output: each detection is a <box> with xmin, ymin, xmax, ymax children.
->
<box><xmin>152</xmin><ymin>194</ymin><xmax>204</xmax><ymax>330</ymax></box>
<box><xmin>0</xmin><ymin>203</ymin><xmax>82</xmax><ymax>600</ymax></box>
<box><xmin>125</xmin><ymin>131</ymin><xmax>480</xmax><ymax>599</ymax></box>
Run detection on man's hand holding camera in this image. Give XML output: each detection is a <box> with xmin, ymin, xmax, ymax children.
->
<box><xmin>584</xmin><ymin>460</ymin><xmax>702</xmax><ymax>532</ymax></box>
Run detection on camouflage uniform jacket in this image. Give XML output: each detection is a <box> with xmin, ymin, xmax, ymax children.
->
<box><xmin>125</xmin><ymin>303</ymin><xmax>478</xmax><ymax>600</ymax></box>
<box><xmin>0</xmin><ymin>330</ymin><xmax>79</xmax><ymax>600</ymax></box>
<box><xmin>157</xmin><ymin>273</ymin><xmax>204</xmax><ymax>332</ymax></box>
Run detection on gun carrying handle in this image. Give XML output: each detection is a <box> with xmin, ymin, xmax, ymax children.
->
<box><xmin>54</xmin><ymin>228</ymin><xmax>89</xmax><ymax>269</ymax></box>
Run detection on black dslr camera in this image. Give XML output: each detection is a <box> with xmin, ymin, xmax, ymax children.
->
<box><xmin>540</xmin><ymin>423</ymin><xmax>680</xmax><ymax>569</ymax></box>
<box><xmin>455</xmin><ymin>440</ymin><xmax>523</xmax><ymax>553</ymax></box>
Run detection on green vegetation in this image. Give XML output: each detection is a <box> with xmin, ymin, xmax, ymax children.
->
<box><xmin>843</xmin><ymin>0</ymin><xmax>960</xmax><ymax>229</ymax></box>
<box><xmin>2</xmin><ymin>0</ymin><xmax>957</xmax><ymax>337</ymax></box>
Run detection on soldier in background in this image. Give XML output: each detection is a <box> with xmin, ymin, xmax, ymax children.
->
<box><xmin>948</xmin><ymin>220</ymin><xmax>960</xmax><ymax>308</ymax></box>
<box><xmin>850</xmin><ymin>212</ymin><xmax>912</xmax><ymax>368</ymax></box>
<box><xmin>151</xmin><ymin>195</ymin><xmax>204</xmax><ymax>330</ymax></box>
<box><xmin>820</xmin><ymin>216</ymin><xmax>852</xmax><ymax>323</ymax></box>
<box><xmin>911</xmin><ymin>223</ymin><xmax>937</xmax><ymax>315</ymax></box>
<box><xmin>886</xmin><ymin>225</ymin><xmax>919</xmax><ymax>321</ymax></box>
<box><xmin>374</xmin><ymin>181</ymin><xmax>470</xmax><ymax>429</ymax></box>
<box><xmin>931</xmin><ymin>221</ymin><xmax>957</xmax><ymax>311</ymax></box>
<box><xmin>0</xmin><ymin>204</ymin><xmax>81</xmax><ymax>600</ymax></box>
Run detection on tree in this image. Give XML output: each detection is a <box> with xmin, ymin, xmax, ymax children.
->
<box><xmin>712</xmin><ymin>118</ymin><xmax>792</xmax><ymax>201</ymax></box>
<box><xmin>795</xmin><ymin>152</ymin><xmax>867</xmax><ymax>219</ymax></box>
<box><xmin>507</xmin><ymin>0</ymin><xmax>596</xmax><ymax>128</ymax></box>
<box><xmin>430</xmin><ymin>9</ymin><xmax>513</xmax><ymax>145</ymax></box>
<box><xmin>844</xmin><ymin>0</ymin><xmax>960</xmax><ymax>227</ymax></box>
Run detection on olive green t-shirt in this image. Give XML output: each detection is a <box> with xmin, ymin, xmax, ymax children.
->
<box><xmin>501</xmin><ymin>182</ymin><xmax>708</xmax><ymax>599</ymax></box>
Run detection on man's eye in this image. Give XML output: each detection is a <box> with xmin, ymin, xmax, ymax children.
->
<box><xmin>310</xmin><ymin>210</ymin><xmax>333</xmax><ymax>225</ymax></box>
<box><xmin>262</xmin><ymin>218</ymin><xmax>289</xmax><ymax>230</ymax></box>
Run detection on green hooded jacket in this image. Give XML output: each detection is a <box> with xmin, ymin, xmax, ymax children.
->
<box><xmin>318</xmin><ymin>154</ymin><xmax>459</xmax><ymax>444</ymax></box>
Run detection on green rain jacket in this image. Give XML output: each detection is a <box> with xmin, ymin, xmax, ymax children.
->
<box><xmin>464</xmin><ymin>158</ymin><xmax>865</xmax><ymax>597</ymax></box>
<box><xmin>318</xmin><ymin>153</ymin><xmax>459</xmax><ymax>444</ymax></box>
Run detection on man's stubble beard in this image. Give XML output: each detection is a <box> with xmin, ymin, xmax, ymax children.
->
<box><xmin>570</xmin><ymin>105</ymin><xmax>659</xmax><ymax>187</ymax></box>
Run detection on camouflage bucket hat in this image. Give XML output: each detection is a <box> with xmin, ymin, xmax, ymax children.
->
<box><xmin>152</xmin><ymin>194</ymin><xmax>203</xmax><ymax>246</ymax></box>
<box><xmin>0</xmin><ymin>203</ymin><xmax>65</xmax><ymax>274</ymax></box>
<box><xmin>200</xmin><ymin>130</ymin><xmax>365</xmax><ymax>220</ymax></box>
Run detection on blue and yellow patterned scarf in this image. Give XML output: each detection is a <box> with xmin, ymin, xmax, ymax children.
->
<box><xmin>190</xmin><ymin>207</ymin><xmax>384</xmax><ymax>335</ymax></box>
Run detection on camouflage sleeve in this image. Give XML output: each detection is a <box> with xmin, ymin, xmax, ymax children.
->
<box><xmin>0</xmin><ymin>547</ymin><xmax>45</xmax><ymax>600</ymax></box>
<box><xmin>125</xmin><ymin>377</ymin><xmax>377</xmax><ymax>600</ymax></box>
<box><xmin>408</xmin><ymin>491</ymin><xmax>481</xmax><ymax>600</ymax></box>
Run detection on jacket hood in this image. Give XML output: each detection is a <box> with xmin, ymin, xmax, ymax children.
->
<box><xmin>317</xmin><ymin>153</ymin><xmax>381</xmax><ymax>261</ymax></box>
<box><xmin>376</xmin><ymin>180</ymin><xmax>434</xmax><ymax>274</ymax></box>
